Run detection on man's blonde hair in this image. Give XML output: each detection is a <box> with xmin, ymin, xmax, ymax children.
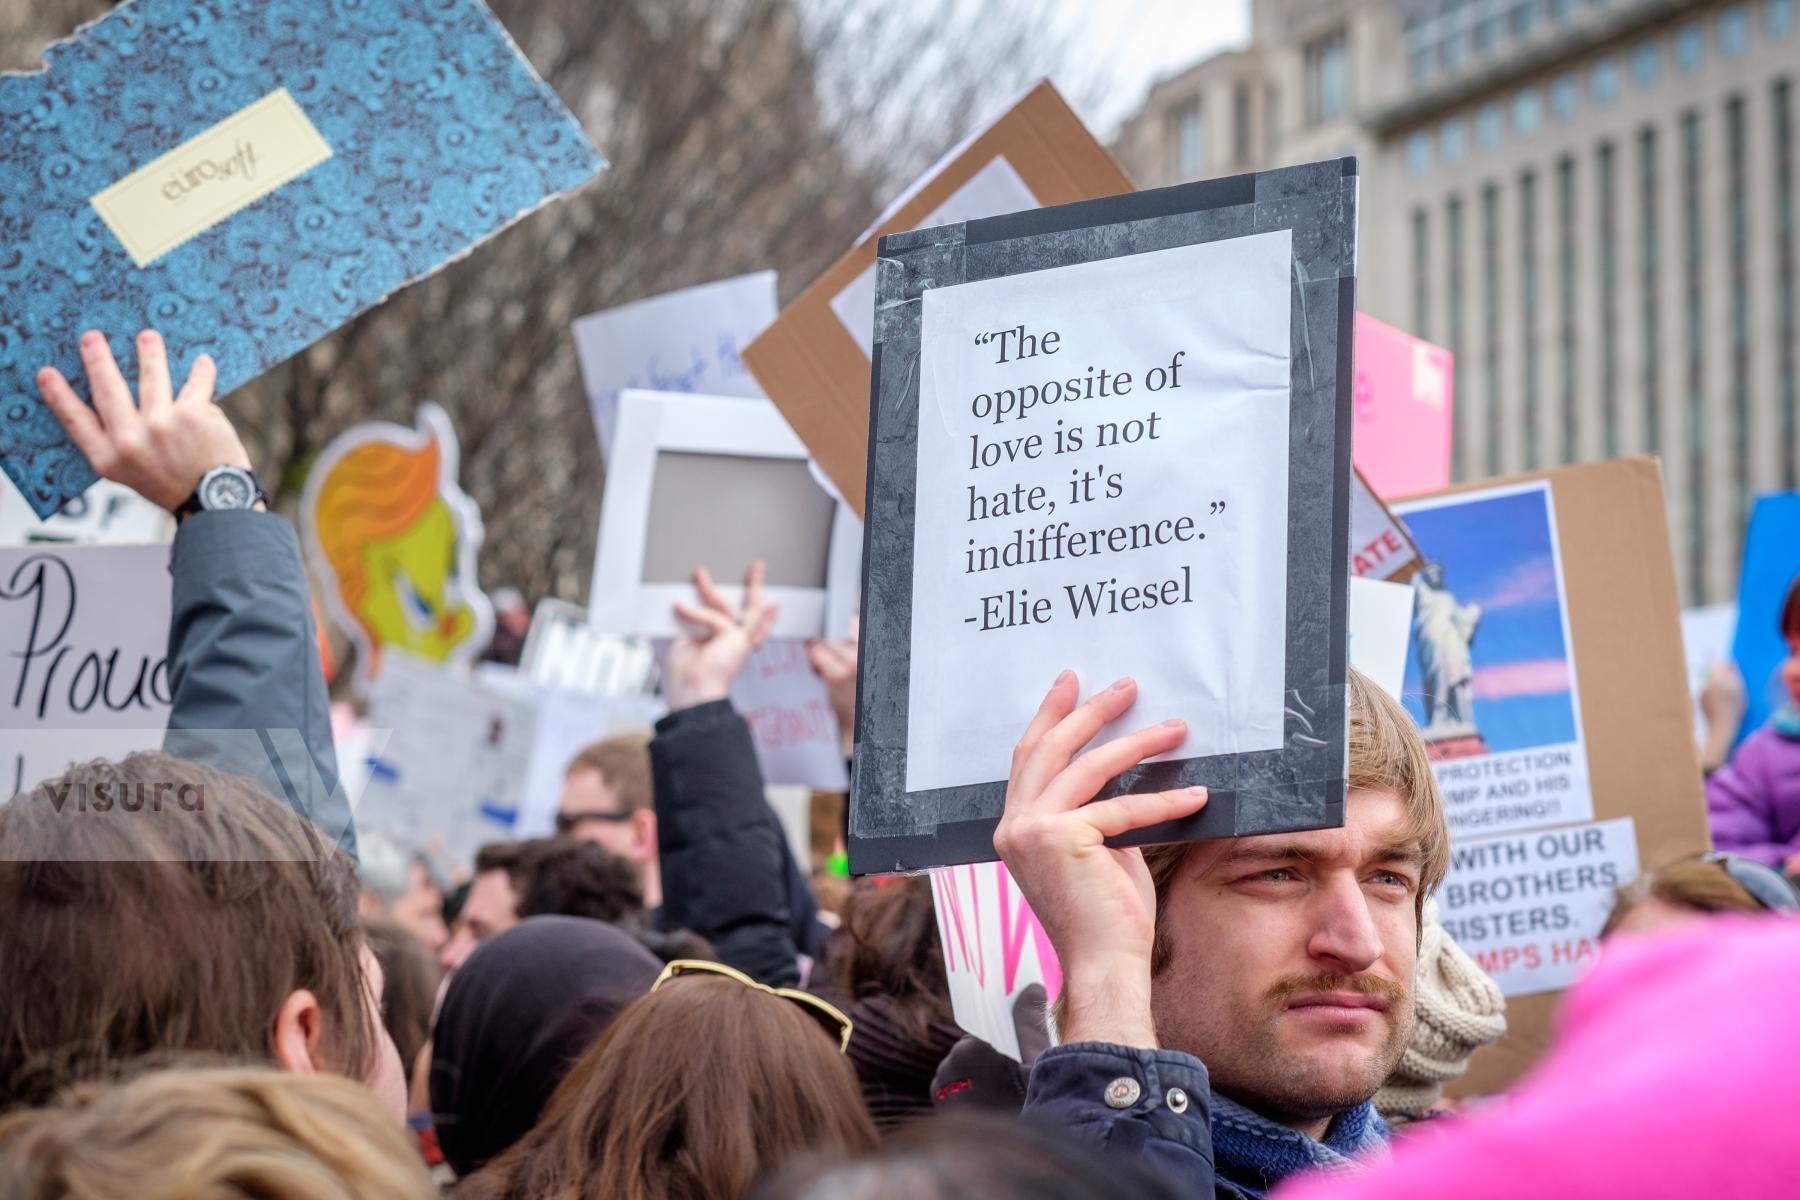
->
<box><xmin>565</xmin><ymin>731</ymin><xmax>654</xmax><ymax>813</ymax></box>
<box><xmin>1142</xmin><ymin>668</ymin><xmax>1450</xmax><ymax>973</ymax></box>
<box><xmin>0</xmin><ymin>1066</ymin><xmax>435</xmax><ymax>1199</ymax></box>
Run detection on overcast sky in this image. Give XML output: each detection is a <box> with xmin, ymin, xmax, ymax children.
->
<box><xmin>1054</xmin><ymin>0</ymin><xmax>1250</xmax><ymax>134</ymax></box>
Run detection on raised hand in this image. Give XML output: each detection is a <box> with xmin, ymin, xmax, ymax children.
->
<box><xmin>664</xmin><ymin>561</ymin><xmax>779</xmax><ymax>711</ymax></box>
<box><xmin>993</xmin><ymin>672</ymin><xmax>1206</xmax><ymax>1048</ymax></box>
<box><xmin>36</xmin><ymin>329</ymin><xmax>250</xmax><ymax>512</ymax></box>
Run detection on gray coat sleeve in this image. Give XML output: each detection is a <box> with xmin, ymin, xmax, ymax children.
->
<box><xmin>160</xmin><ymin>510</ymin><xmax>357</xmax><ymax>858</ymax></box>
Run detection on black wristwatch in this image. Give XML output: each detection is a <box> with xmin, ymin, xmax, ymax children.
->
<box><xmin>175</xmin><ymin>465</ymin><xmax>267</xmax><ymax>521</ymax></box>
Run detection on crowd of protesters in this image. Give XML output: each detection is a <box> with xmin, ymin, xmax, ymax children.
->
<box><xmin>1</xmin><ymin>328</ymin><xmax>1798</xmax><ymax>1199</ymax></box>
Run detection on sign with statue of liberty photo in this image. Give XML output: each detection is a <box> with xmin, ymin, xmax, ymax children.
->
<box><xmin>1393</xmin><ymin>480</ymin><xmax>1595</xmax><ymax>838</ymax></box>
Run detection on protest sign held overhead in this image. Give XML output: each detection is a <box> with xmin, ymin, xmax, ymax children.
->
<box><xmin>1729</xmin><ymin>493</ymin><xmax>1800</xmax><ymax>741</ymax></box>
<box><xmin>0</xmin><ymin>0</ymin><xmax>604</xmax><ymax>518</ymax></box>
<box><xmin>744</xmin><ymin>80</ymin><xmax>1132</xmax><ymax>516</ymax></box>
<box><xmin>589</xmin><ymin>391</ymin><xmax>855</xmax><ymax>642</ymax></box>
<box><xmin>0</xmin><ymin>477</ymin><xmax>172</xmax><ymax>547</ymax></box>
<box><xmin>1395</xmin><ymin>459</ymin><xmax>1710</xmax><ymax>1095</ymax></box>
<box><xmin>1352</xmin><ymin>313</ymin><xmax>1454</xmax><ymax>500</ymax></box>
<box><xmin>572</xmin><ymin>272</ymin><xmax>778</xmax><ymax>459</ymax></box>
<box><xmin>1350</xmin><ymin>467</ymin><xmax>1425</xmax><ymax>583</ymax></box>
<box><xmin>930</xmin><ymin>860</ymin><xmax>1061</xmax><ymax>1063</ymax></box>
<box><xmin>302</xmin><ymin>404</ymin><xmax>493</xmax><ymax>691</ymax></box>
<box><xmin>851</xmin><ymin>160</ymin><xmax>1359</xmax><ymax>873</ymax></box>
<box><xmin>0</xmin><ymin>544</ymin><xmax>171</xmax><ymax>796</ymax></box>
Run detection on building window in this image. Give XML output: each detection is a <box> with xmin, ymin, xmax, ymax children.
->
<box><xmin>1511</xmin><ymin>1</ymin><xmax>1538</xmax><ymax>37</ymax></box>
<box><xmin>1674</xmin><ymin>22</ymin><xmax>1704</xmax><ymax>73</ymax></box>
<box><xmin>1598</xmin><ymin>140</ymin><xmax>1619</xmax><ymax>458</ymax></box>
<box><xmin>1727</xmin><ymin>95</ymin><xmax>1750</xmax><ymax>561</ymax></box>
<box><xmin>1639</xmin><ymin>126</ymin><xmax>1661</xmax><ymax>459</ymax></box>
<box><xmin>1233</xmin><ymin>83</ymin><xmax>1252</xmax><ymax>167</ymax></box>
<box><xmin>1591</xmin><ymin>57</ymin><xmax>1621</xmax><ymax>106</ymax></box>
<box><xmin>1632</xmin><ymin>40</ymin><xmax>1660</xmax><ymax>90</ymax></box>
<box><xmin>1558</xmin><ymin>156</ymin><xmax>1578</xmax><ymax>462</ymax></box>
<box><xmin>1720</xmin><ymin>5</ymin><xmax>1750</xmax><ymax>55</ymax></box>
<box><xmin>1172</xmin><ymin>100</ymin><xmax>1206</xmax><ymax>180</ymax></box>
<box><xmin>1482</xmin><ymin>183</ymin><xmax>1503</xmax><ymax>476</ymax></box>
<box><xmin>1771</xmin><ymin>0</ymin><xmax>1797</xmax><ymax>37</ymax></box>
<box><xmin>1407</xmin><ymin>131</ymin><xmax>1433</xmax><ymax>175</ymax></box>
<box><xmin>1476</xmin><ymin>102</ymin><xmax>1504</xmax><ymax>147</ymax></box>
<box><xmin>1441</xmin><ymin>116</ymin><xmax>1468</xmax><ymax>163</ymax></box>
<box><xmin>1305</xmin><ymin>30</ymin><xmax>1350</xmax><ymax>125</ymax></box>
<box><xmin>1513</xmin><ymin>88</ymin><xmax>1543</xmax><ymax>136</ymax></box>
<box><xmin>1475</xmin><ymin>8</ymin><xmax>1504</xmax><ymax>53</ymax></box>
<box><xmin>1681</xmin><ymin>109</ymin><xmax>1705</xmax><ymax>599</ymax></box>
<box><xmin>1551</xmin><ymin>72</ymin><xmax>1579</xmax><ymax>120</ymax></box>
<box><xmin>1551</xmin><ymin>0</ymin><xmax>1577</xmax><ymax>21</ymax></box>
<box><xmin>1447</xmin><ymin>194</ymin><xmax>1468</xmax><ymax>479</ymax></box>
<box><xmin>1521</xmin><ymin>169</ymin><xmax>1541</xmax><ymax>469</ymax></box>
<box><xmin>1413</xmin><ymin>208</ymin><xmax>1431</xmax><ymax>338</ymax></box>
<box><xmin>1775</xmin><ymin>78</ymin><xmax>1797</xmax><ymax>488</ymax></box>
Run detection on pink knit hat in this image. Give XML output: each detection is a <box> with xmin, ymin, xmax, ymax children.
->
<box><xmin>1277</xmin><ymin>918</ymin><xmax>1800</xmax><ymax>1199</ymax></box>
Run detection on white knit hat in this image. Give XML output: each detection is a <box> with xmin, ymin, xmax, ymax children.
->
<box><xmin>1376</xmin><ymin>898</ymin><xmax>1508</xmax><ymax>1121</ymax></box>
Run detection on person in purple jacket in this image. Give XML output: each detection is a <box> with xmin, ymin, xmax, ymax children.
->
<box><xmin>1707</xmin><ymin>574</ymin><xmax>1800</xmax><ymax>876</ymax></box>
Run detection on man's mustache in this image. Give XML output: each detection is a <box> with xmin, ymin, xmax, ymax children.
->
<box><xmin>1265</xmin><ymin>972</ymin><xmax>1406</xmax><ymax>1007</ymax></box>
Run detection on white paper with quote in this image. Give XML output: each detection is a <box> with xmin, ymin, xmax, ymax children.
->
<box><xmin>904</xmin><ymin>231</ymin><xmax>1293</xmax><ymax>793</ymax></box>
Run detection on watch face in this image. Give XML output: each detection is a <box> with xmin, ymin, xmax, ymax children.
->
<box><xmin>200</xmin><ymin>469</ymin><xmax>255</xmax><ymax>511</ymax></box>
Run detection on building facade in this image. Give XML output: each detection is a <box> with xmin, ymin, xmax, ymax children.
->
<box><xmin>1114</xmin><ymin>0</ymin><xmax>1799</xmax><ymax>604</ymax></box>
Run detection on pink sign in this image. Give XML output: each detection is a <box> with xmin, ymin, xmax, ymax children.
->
<box><xmin>930</xmin><ymin>860</ymin><xmax>1062</xmax><ymax>1061</ymax></box>
<box><xmin>1352</xmin><ymin>313</ymin><xmax>1454</xmax><ymax>500</ymax></box>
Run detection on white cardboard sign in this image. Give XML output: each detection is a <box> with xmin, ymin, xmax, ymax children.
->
<box><xmin>930</xmin><ymin>859</ymin><xmax>1063</xmax><ymax>1061</ymax></box>
<box><xmin>0</xmin><ymin>544</ymin><xmax>171</xmax><ymax>795</ymax></box>
<box><xmin>904</xmin><ymin>230</ymin><xmax>1293</xmax><ymax>793</ymax></box>
<box><xmin>589</xmin><ymin>391</ymin><xmax>851</xmax><ymax>641</ymax></box>
<box><xmin>0</xmin><ymin>477</ymin><xmax>172</xmax><ymax>547</ymax></box>
<box><xmin>573</xmin><ymin>272</ymin><xmax>779</xmax><ymax>458</ymax></box>
<box><xmin>729</xmin><ymin>640</ymin><xmax>849</xmax><ymax>792</ymax></box>
<box><xmin>1349</xmin><ymin>577</ymin><xmax>1415</xmax><ymax>703</ymax></box>
<box><xmin>829</xmin><ymin>156</ymin><xmax>1040</xmax><ymax>357</ymax></box>
<box><xmin>1436</xmin><ymin>816</ymin><xmax>1640</xmax><ymax>997</ymax></box>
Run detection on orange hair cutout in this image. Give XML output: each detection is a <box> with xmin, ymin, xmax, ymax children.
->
<box><xmin>312</xmin><ymin>433</ymin><xmax>441</xmax><ymax>615</ymax></box>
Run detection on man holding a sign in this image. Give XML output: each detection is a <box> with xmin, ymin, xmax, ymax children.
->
<box><xmin>997</xmin><ymin>670</ymin><xmax>1449</xmax><ymax>1195</ymax></box>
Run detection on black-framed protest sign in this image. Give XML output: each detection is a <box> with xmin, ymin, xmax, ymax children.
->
<box><xmin>850</xmin><ymin>159</ymin><xmax>1359</xmax><ymax>874</ymax></box>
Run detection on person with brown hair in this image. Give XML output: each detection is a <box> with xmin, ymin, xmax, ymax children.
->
<box><xmin>362</xmin><ymin>918</ymin><xmax>440</xmax><ymax>1087</ymax></box>
<box><xmin>556</xmin><ymin>732</ymin><xmax>659</xmax><ymax>899</ymax></box>
<box><xmin>439</xmin><ymin>837</ymin><xmax>649</xmax><ymax>971</ymax></box>
<box><xmin>453</xmin><ymin>968</ymin><xmax>877</xmax><ymax>1200</ymax></box>
<box><xmin>0</xmin><ymin>753</ymin><xmax>403</xmax><ymax>1118</ymax></box>
<box><xmin>1602</xmin><ymin>851</ymin><xmax>1800</xmax><ymax>936</ymax></box>
<box><xmin>996</xmin><ymin>668</ymin><xmax>1450</xmax><ymax>1197</ymax></box>
<box><xmin>0</xmin><ymin>1066</ymin><xmax>435</xmax><ymax>1200</ymax></box>
<box><xmin>825</xmin><ymin>877</ymin><xmax>963</xmax><ymax>1129</ymax></box>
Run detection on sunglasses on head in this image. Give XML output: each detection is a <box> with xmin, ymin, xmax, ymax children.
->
<box><xmin>651</xmin><ymin>959</ymin><xmax>854</xmax><ymax>1053</ymax></box>
<box><xmin>553</xmin><ymin>808</ymin><xmax>635</xmax><ymax>834</ymax></box>
<box><xmin>1701</xmin><ymin>852</ymin><xmax>1800</xmax><ymax>913</ymax></box>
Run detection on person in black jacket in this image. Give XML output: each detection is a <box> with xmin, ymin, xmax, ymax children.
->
<box><xmin>650</xmin><ymin>561</ymin><xmax>828</xmax><ymax>987</ymax></box>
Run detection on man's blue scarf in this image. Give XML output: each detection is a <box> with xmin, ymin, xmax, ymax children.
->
<box><xmin>1210</xmin><ymin>1093</ymin><xmax>1388</xmax><ymax>1199</ymax></box>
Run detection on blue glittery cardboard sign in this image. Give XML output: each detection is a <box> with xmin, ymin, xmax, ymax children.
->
<box><xmin>0</xmin><ymin>0</ymin><xmax>605</xmax><ymax>517</ymax></box>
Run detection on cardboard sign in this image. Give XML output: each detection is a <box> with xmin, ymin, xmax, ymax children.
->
<box><xmin>1350</xmin><ymin>468</ymin><xmax>1424</xmax><ymax>582</ymax></box>
<box><xmin>743</xmin><ymin>80</ymin><xmax>1132</xmax><ymax>516</ymax></box>
<box><xmin>588</xmin><ymin>391</ymin><xmax>851</xmax><ymax>641</ymax></box>
<box><xmin>572</xmin><ymin>272</ymin><xmax>778</xmax><ymax>458</ymax></box>
<box><xmin>850</xmin><ymin>160</ymin><xmax>1359</xmax><ymax>873</ymax></box>
<box><xmin>520</xmin><ymin>598</ymin><xmax>661</xmax><ymax>697</ymax></box>
<box><xmin>1351</xmin><ymin>313</ymin><xmax>1454</xmax><ymax>499</ymax></box>
<box><xmin>1405</xmin><ymin>459</ymin><xmax>1709</xmax><ymax>1096</ymax></box>
<box><xmin>0</xmin><ymin>0</ymin><xmax>604</xmax><ymax>518</ymax></box>
<box><xmin>1730</xmin><ymin>493</ymin><xmax>1800</xmax><ymax>739</ymax></box>
<box><xmin>0</xmin><ymin>477</ymin><xmax>171</xmax><ymax>547</ymax></box>
<box><xmin>1</xmin><ymin>544</ymin><xmax>171</xmax><ymax>795</ymax></box>
<box><xmin>359</xmin><ymin>653</ymin><xmax>539</xmax><ymax>866</ymax></box>
<box><xmin>1396</xmin><ymin>481</ymin><xmax>1596</xmax><ymax>836</ymax></box>
<box><xmin>1349</xmin><ymin>578</ymin><xmax>1415</xmax><ymax>703</ymax></box>
<box><xmin>930</xmin><ymin>860</ymin><xmax>1063</xmax><ymax>1061</ymax></box>
<box><xmin>301</xmin><ymin>404</ymin><xmax>494</xmax><ymax>691</ymax></box>
<box><xmin>729</xmin><ymin>641</ymin><xmax>850</xmax><ymax>792</ymax></box>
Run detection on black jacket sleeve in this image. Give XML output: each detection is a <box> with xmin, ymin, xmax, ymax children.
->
<box><xmin>160</xmin><ymin>510</ymin><xmax>356</xmax><ymax>859</ymax></box>
<box><xmin>1023</xmin><ymin>1042</ymin><xmax>1218</xmax><ymax>1192</ymax></box>
<box><xmin>651</xmin><ymin>699</ymin><xmax>804</xmax><ymax>987</ymax></box>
